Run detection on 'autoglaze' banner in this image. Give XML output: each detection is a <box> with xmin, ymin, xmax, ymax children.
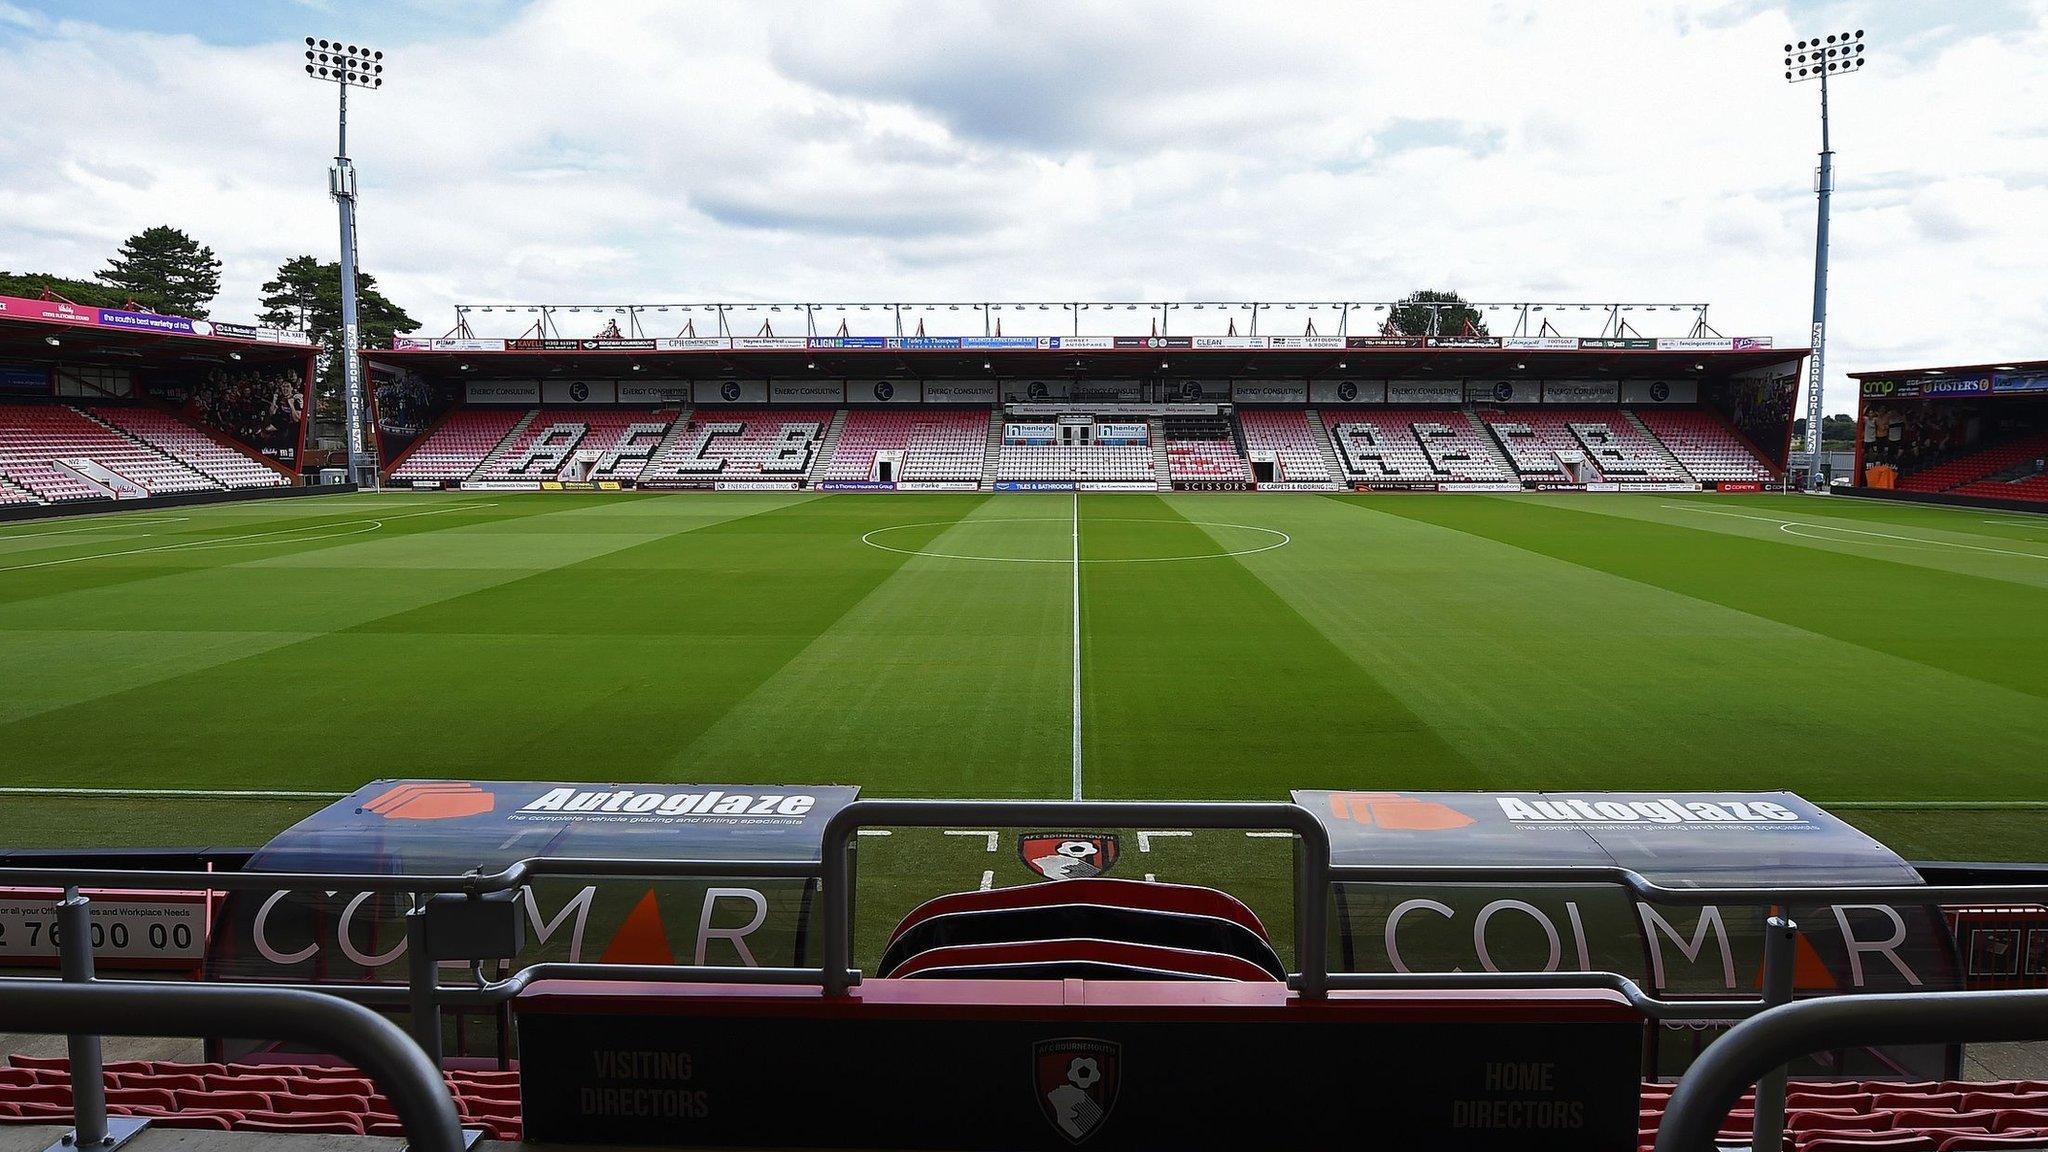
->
<box><xmin>1296</xmin><ymin>790</ymin><xmax>1957</xmax><ymax>1007</ymax></box>
<box><xmin>206</xmin><ymin>779</ymin><xmax>858</xmax><ymax>987</ymax></box>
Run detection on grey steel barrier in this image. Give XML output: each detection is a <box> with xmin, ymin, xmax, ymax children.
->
<box><xmin>816</xmin><ymin>799</ymin><xmax>1333</xmax><ymax>997</ymax></box>
<box><xmin>0</xmin><ymin>980</ymin><xmax>465</xmax><ymax>1152</ymax></box>
<box><xmin>1652</xmin><ymin>987</ymin><xmax>2048</xmax><ymax>1152</ymax></box>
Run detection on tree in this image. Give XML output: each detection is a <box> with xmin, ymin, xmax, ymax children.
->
<box><xmin>0</xmin><ymin>271</ymin><xmax>133</xmax><ymax>309</ymax></box>
<box><xmin>1387</xmin><ymin>289</ymin><xmax>1487</xmax><ymax>337</ymax></box>
<box><xmin>258</xmin><ymin>255</ymin><xmax>420</xmax><ymax>422</ymax></box>
<box><xmin>98</xmin><ymin>226</ymin><xmax>222</xmax><ymax>317</ymax></box>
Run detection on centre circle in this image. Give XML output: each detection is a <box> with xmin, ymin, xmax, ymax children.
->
<box><xmin>860</xmin><ymin>517</ymin><xmax>1291</xmax><ymax>564</ymax></box>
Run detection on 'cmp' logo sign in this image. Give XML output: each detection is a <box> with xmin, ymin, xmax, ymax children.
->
<box><xmin>1019</xmin><ymin>833</ymin><xmax>1120</xmax><ymax>880</ymax></box>
<box><xmin>1034</xmin><ymin>1038</ymin><xmax>1120</xmax><ymax>1144</ymax></box>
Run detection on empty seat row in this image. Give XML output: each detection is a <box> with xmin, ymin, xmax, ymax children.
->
<box><xmin>1237</xmin><ymin>410</ymin><xmax>1331</xmax><ymax>481</ymax></box>
<box><xmin>821</xmin><ymin>409</ymin><xmax>988</xmax><ymax>482</ymax></box>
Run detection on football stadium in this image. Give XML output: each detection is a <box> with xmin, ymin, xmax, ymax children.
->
<box><xmin>4</xmin><ymin>5</ymin><xmax>2048</xmax><ymax>1152</ymax></box>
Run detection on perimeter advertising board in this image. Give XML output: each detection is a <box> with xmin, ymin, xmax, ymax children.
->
<box><xmin>1620</xmin><ymin>380</ymin><xmax>1695</xmax><ymax>405</ymax></box>
<box><xmin>922</xmin><ymin>380</ymin><xmax>998</xmax><ymax>404</ymax></box>
<box><xmin>1465</xmin><ymin>379</ymin><xmax>1540</xmax><ymax>405</ymax></box>
<box><xmin>1541</xmin><ymin>381</ymin><xmax>1620</xmax><ymax>405</ymax></box>
<box><xmin>617</xmin><ymin>382</ymin><xmax>694</xmax><ymax>406</ymax></box>
<box><xmin>847</xmin><ymin>379</ymin><xmax>922</xmax><ymax>404</ymax></box>
<box><xmin>1388</xmin><ymin>382</ymin><xmax>1463</xmax><ymax>405</ymax></box>
<box><xmin>769</xmin><ymin>381</ymin><xmax>846</xmax><ymax>405</ymax></box>
<box><xmin>206</xmin><ymin>780</ymin><xmax>859</xmax><ymax>1001</ymax></box>
<box><xmin>466</xmin><ymin>381</ymin><xmax>541</xmax><ymax>404</ymax></box>
<box><xmin>692</xmin><ymin>380</ymin><xmax>770</xmax><ymax>405</ymax></box>
<box><xmin>541</xmin><ymin>380</ymin><xmax>618</xmax><ymax>405</ymax></box>
<box><xmin>1310</xmin><ymin>379</ymin><xmax>1387</xmax><ymax>404</ymax></box>
<box><xmin>1230</xmin><ymin>381</ymin><xmax>1307</xmax><ymax>404</ymax></box>
<box><xmin>1296</xmin><ymin>790</ymin><xmax>1958</xmax><ymax>1078</ymax></box>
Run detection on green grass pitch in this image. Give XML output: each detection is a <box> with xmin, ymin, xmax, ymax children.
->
<box><xmin>2</xmin><ymin>489</ymin><xmax>2046</xmax><ymax>875</ymax></box>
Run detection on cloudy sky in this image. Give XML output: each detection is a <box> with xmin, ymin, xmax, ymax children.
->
<box><xmin>1</xmin><ymin>0</ymin><xmax>2044</xmax><ymax>413</ymax></box>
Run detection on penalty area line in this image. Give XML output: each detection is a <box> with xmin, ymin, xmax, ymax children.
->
<box><xmin>0</xmin><ymin>786</ymin><xmax>347</xmax><ymax>800</ymax></box>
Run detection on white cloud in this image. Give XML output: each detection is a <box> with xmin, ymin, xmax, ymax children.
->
<box><xmin>0</xmin><ymin>0</ymin><xmax>2044</xmax><ymax>413</ymax></box>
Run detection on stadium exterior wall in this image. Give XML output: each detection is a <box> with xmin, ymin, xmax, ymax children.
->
<box><xmin>0</xmin><ymin>482</ymin><xmax>356</xmax><ymax>524</ymax></box>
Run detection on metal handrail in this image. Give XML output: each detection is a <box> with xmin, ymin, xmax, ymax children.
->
<box><xmin>819</xmin><ymin>800</ymin><xmax>1331</xmax><ymax>996</ymax></box>
<box><xmin>1653</xmin><ymin>988</ymin><xmax>2048</xmax><ymax>1152</ymax></box>
<box><xmin>0</xmin><ymin>980</ymin><xmax>465</xmax><ymax>1152</ymax></box>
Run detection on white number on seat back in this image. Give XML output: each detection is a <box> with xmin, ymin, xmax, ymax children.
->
<box><xmin>676</xmin><ymin>422</ymin><xmax>745</xmax><ymax>473</ymax></box>
<box><xmin>509</xmin><ymin>423</ymin><xmax>587</xmax><ymax>475</ymax></box>
<box><xmin>763</xmin><ymin>422</ymin><xmax>822</xmax><ymax>474</ymax></box>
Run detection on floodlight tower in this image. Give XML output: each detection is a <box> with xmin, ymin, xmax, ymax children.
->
<box><xmin>302</xmin><ymin>38</ymin><xmax>385</xmax><ymax>488</ymax></box>
<box><xmin>1784</xmin><ymin>29</ymin><xmax>1866</xmax><ymax>490</ymax></box>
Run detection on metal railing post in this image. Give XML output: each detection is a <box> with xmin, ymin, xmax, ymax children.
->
<box><xmin>404</xmin><ymin>895</ymin><xmax>441</xmax><ymax>1063</ymax></box>
<box><xmin>56</xmin><ymin>887</ymin><xmax>108</xmax><ymax>1148</ymax></box>
<box><xmin>1750</xmin><ymin>916</ymin><xmax>1797</xmax><ymax>1152</ymax></box>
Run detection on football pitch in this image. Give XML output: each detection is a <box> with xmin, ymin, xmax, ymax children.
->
<box><xmin>2</xmin><ymin>490</ymin><xmax>2046</xmax><ymax>863</ymax></box>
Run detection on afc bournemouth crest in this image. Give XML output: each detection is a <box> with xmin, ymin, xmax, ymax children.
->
<box><xmin>1019</xmin><ymin>833</ymin><xmax>1120</xmax><ymax>880</ymax></box>
<box><xmin>1033</xmin><ymin>1038</ymin><xmax>1120</xmax><ymax>1144</ymax></box>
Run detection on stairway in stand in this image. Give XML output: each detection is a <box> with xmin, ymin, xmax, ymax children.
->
<box><xmin>808</xmin><ymin>410</ymin><xmax>849</xmax><ymax>486</ymax></box>
<box><xmin>1150</xmin><ymin>417</ymin><xmax>1172</xmax><ymax>490</ymax></box>
<box><xmin>980</xmin><ymin>410</ymin><xmax>1005</xmax><ymax>490</ymax></box>
<box><xmin>1303</xmin><ymin>409</ymin><xmax>1345</xmax><ymax>482</ymax></box>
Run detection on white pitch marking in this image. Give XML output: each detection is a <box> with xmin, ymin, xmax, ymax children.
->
<box><xmin>979</xmin><ymin>870</ymin><xmax>995</xmax><ymax>891</ymax></box>
<box><xmin>0</xmin><ymin>786</ymin><xmax>346</xmax><ymax>799</ymax></box>
<box><xmin>856</xmin><ymin>829</ymin><xmax>892</xmax><ymax>837</ymax></box>
<box><xmin>1137</xmin><ymin>831</ymin><xmax>1192</xmax><ymax>852</ymax></box>
<box><xmin>0</xmin><ymin>504</ymin><xmax>489</xmax><ymax>574</ymax></box>
<box><xmin>1071</xmin><ymin>489</ymin><xmax>1083</xmax><ymax>802</ymax></box>
<box><xmin>945</xmin><ymin>830</ymin><xmax>1000</xmax><ymax>852</ymax></box>
<box><xmin>1145</xmin><ymin>873</ymin><xmax>1157</xmax><ymax>883</ymax></box>
<box><xmin>0</xmin><ymin>517</ymin><xmax>189</xmax><ymax>541</ymax></box>
<box><xmin>1661</xmin><ymin>504</ymin><xmax>2048</xmax><ymax>561</ymax></box>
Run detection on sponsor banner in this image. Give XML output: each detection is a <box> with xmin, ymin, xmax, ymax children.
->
<box><xmin>1231</xmin><ymin>381</ymin><xmax>1308</xmax><ymax>404</ymax></box>
<box><xmin>410</xmin><ymin>480</ymin><xmax>445</xmax><ymax>490</ymax></box>
<box><xmin>1537</xmin><ymin>482</ymin><xmax>1586</xmax><ymax>491</ymax></box>
<box><xmin>0</xmin><ymin>891</ymin><xmax>209</xmax><ymax>969</ymax></box>
<box><xmin>1439</xmin><ymin>482</ymin><xmax>1521</xmax><ymax>493</ymax></box>
<box><xmin>850</xmin><ymin>378</ymin><xmax>921</xmax><ymax>404</ymax></box>
<box><xmin>1077</xmin><ymin>481</ymin><xmax>1158</xmax><ymax>493</ymax></box>
<box><xmin>1258</xmin><ymin>481</ymin><xmax>1344</xmax><ymax>492</ymax></box>
<box><xmin>1008</xmin><ymin>379</ymin><xmax>1071</xmax><ymax>402</ymax></box>
<box><xmin>508</xmin><ymin>338</ymin><xmax>648</xmax><ymax>352</ymax></box>
<box><xmin>1993</xmin><ymin>371</ymin><xmax>2048</xmax><ymax>394</ymax></box>
<box><xmin>1192</xmin><ymin>336</ymin><xmax>1268</xmax><ymax>349</ymax></box>
<box><xmin>1655</xmin><ymin>337</ymin><xmax>1735</xmax><ymax>352</ymax></box>
<box><xmin>1174</xmin><ymin>480</ymin><xmax>1253</xmax><ymax>492</ymax></box>
<box><xmin>656</xmin><ymin>337</ymin><xmax>730</xmax><ymax>351</ymax></box>
<box><xmin>541</xmin><ymin>379</ymin><xmax>618</xmax><ymax>405</ymax></box>
<box><xmin>98</xmin><ymin>308</ymin><xmax>203</xmax><ymax>336</ymax></box>
<box><xmin>1916</xmin><ymin>376</ymin><xmax>1991</xmax><ymax>397</ymax></box>
<box><xmin>1037</xmin><ymin>336</ymin><xmax>1115</xmax><ymax>350</ymax></box>
<box><xmin>808</xmin><ymin>337</ymin><xmax>886</xmax><ymax>349</ymax></box>
<box><xmin>921</xmin><ymin>380</ymin><xmax>997</xmax><ymax>404</ymax></box>
<box><xmin>1358</xmin><ymin>482</ymin><xmax>1438</xmax><ymax>492</ymax></box>
<box><xmin>994</xmin><ymin>481</ymin><xmax>1076</xmax><ymax>492</ymax></box>
<box><xmin>888</xmin><ymin>337</ymin><xmax>960</xmax><ymax>350</ymax></box>
<box><xmin>395</xmin><ymin>337</ymin><xmax>506</xmax><ymax>352</ymax></box>
<box><xmin>1465</xmin><ymin>379</ymin><xmax>1540</xmax><ymax>405</ymax></box>
<box><xmin>960</xmin><ymin>337</ymin><xmax>1038</xmax><ymax>349</ymax></box>
<box><xmin>1579</xmin><ymin>337</ymin><xmax>1656</xmax><ymax>351</ymax></box>
<box><xmin>1616</xmin><ymin>482</ymin><xmax>1700</xmax><ymax>492</ymax></box>
<box><xmin>732</xmin><ymin>337</ymin><xmax>808</xmax><ymax>350</ymax></box>
<box><xmin>465</xmin><ymin>381</ymin><xmax>541</xmax><ymax>404</ymax></box>
<box><xmin>770</xmin><ymin>380</ymin><xmax>846</xmax><ymax>405</ymax></box>
<box><xmin>715</xmin><ymin>480</ymin><xmax>802</xmax><ymax>491</ymax></box>
<box><xmin>1502</xmin><ymin>336</ymin><xmax>1581</xmax><ymax>351</ymax></box>
<box><xmin>1733</xmin><ymin>337</ymin><xmax>1775</xmax><ymax>351</ymax></box>
<box><xmin>693</xmin><ymin>379</ymin><xmax>769</xmax><ymax>404</ymax></box>
<box><xmin>641</xmin><ymin>480</ymin><xmax>716</xmax><ymax>490</ymax></box>
<box><xmin>1860</xmin><ymin>378</ymin><xmax>1916</xmax><ymax>399</ymax></box>
<box><xmin>1161</xmin><ymin>379</ymin><xmax>1227</xmax><ymax>402</ymax></box>
<box><xmin>540</xmin><ymin>480</ymin><xmax>622</xmax><ymax>492</ymax></box>
<box><xmin>1346</xmin><ymin>336</ymin><xmax>1424</xmax><ymax>348</ymax></box>
<box><xmin>1716</xmin><ymin>481</ymin><xmax>1764</xmax><ymax>492</ymax></box>
<box><xmin>1425</xmin><ymin>336</ymin><xmax>1499</xmax><ymax>349</ymax></box>
<box><xmin>1386</xmin><ymin>382</ymin><xmax>1462</xmax><ymax>405</ymax></box>
<box><xmin>818</xmin><ymin>481</ymin><xmax>896</xmax><ymax>492</ymax></box>
<box><xmin>461</xmin><ymin>480</ymin><xmax>543</xmax><ymax>491</ymax></box>
<box><xmin>0</xmin><ymin>294</ymin><xmax>101</xmax><ymax>325</ymax></box>
<box><xmin>1310</xmin><ymin>379</ymin><xmax>1386</xmax><ymax>404</ymax></box>
<box><xmin>616</xmin><ymin>382</ymin><xmax>693</xmax><ymax>405</ymax></box>
<box><xmin>210</xmin><ymin>321</ymin><xmax>260</xmax><ymax>340</ymax></box>
<box><xmin>1112</xmin><ymin>336</ymin><xmax>1192</xmax><ymax>350</ymax></box>
<box><xmin>1541</xmin><ymin>381</ymin><xmax>1619</xmax><ymax>405</ymax></box>
<box><xmin>895</xmin><ymin>480</ymin><xmax>981</xmax><ymax>492</ymax></box>
<box><xmin>1267</xmin><ymin>336</ymin><xmax>1346</xmax><ymax>350</ymax></box>
<box><xmin>1585</xmin><ymin>482</ymin><xmax>1621</xmax><ymax>492</ymax></box>
<box><xmin>1619</xmin><ymin>379</ymin><xmax>1695</xmax><ymax>404</ymax></box>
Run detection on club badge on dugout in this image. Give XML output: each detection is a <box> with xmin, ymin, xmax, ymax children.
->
<box><xmin>1019</xmin><ymin>833</ymin><xmax>1120</xmax><ymax>880</ymax></box>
